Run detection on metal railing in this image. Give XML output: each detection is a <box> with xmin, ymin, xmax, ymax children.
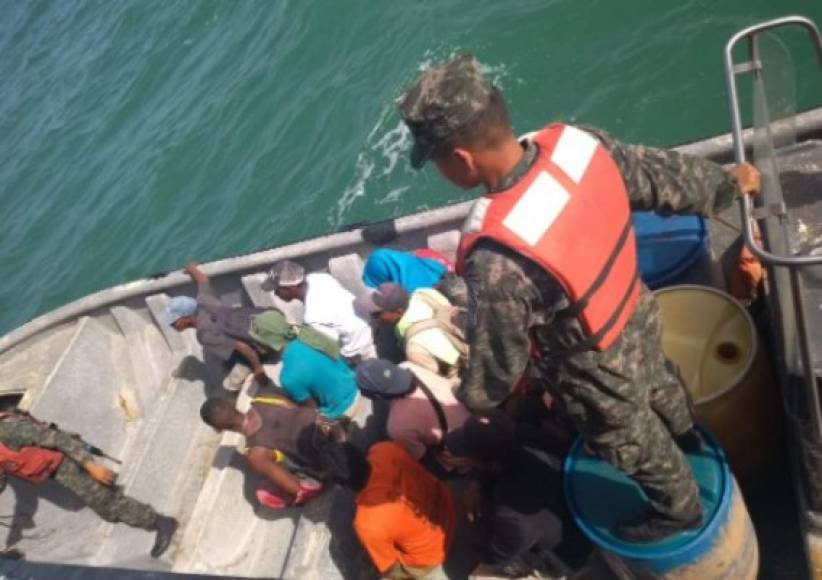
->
<box><xmin>724</xmin><ymin>15</ymin><xmax>822</xmax><ymax>441</ymax></box>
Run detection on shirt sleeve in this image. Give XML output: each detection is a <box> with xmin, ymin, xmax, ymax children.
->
<box><xmin>584</xmin><ymin>126</ymin><xmax>740</xmax><ymax>217</ymax></box>
<box><xmin>0</xmin><ymin>417</ymin><xmax>92</xmax><ymax>465</ymax></box>
<box><xmin>456</xmin><ymin>243</ymin><xmax>546</xmax><ymax>412</ymax></box>
<box><xmin>195</xmin><ymin>328</ymin><xmax>236</xmax><ymax>361</ymax></box>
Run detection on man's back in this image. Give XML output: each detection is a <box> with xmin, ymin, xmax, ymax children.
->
<box><xmin>387</xmin><ymin>362</ymin><xmax>471</xmax><ymax>467</ymax></box>
<box><xmin>195</xmin><ymin>283</ymin><xmax>265</xmax><ymax>360</ymax></box>
<box><xmin>303</xmin><ymin>273</ymin><xmax>374</xmax><ymax>359</ymax></box>
<box><xmin>354</xmin><ymin>442</ymin><xmax>455</xmax><ymax>573</ymax></box>
<box><xmin>397</xmin><ymin>288</ymin><xmax>462</xmax><ymax>371</ymax></box>
<box><xmin>279</xmin><ymin>339</ymin><xmax>357</xmax><ymax>419</ymax></box>
<box><xmin>246</xmin><ymin>389</ymin><xmax>323</xmax><ymax>471</ymax></box>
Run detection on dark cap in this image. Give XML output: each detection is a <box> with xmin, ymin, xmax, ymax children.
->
<box><xmin>443</xmin><ymin>414</ymin><xmax>516</xmax><ymax>463</ymax></box>
<box><xmin>397</xmin><ymin>54</ymin><xmax>494</xmax><ymax>169</ymax></box>
<box><xmin>355</xmin><ymin>359</ymin><xmax>415</xmax><ymax>399</ymax></box>
<box><xmin>354</xmin><ymin>282</ymin><xmax>410</xmax><ymax>313</ymax></box>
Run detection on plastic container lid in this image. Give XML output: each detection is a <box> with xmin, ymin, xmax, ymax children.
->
<box><xmin>633</xmin><ymin>212</ymin><xmax>708</xmax><ymax>288</ymax></box>
<box><xmin>563</xmin><ymin>428</ymin><xmax>729</xmax><ymax>560</ymax></box>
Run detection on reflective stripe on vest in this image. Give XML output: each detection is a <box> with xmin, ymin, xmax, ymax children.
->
<box><xmin>0</xmin><ymin>442</ymin><xmax>63</xmax><ymax>484</ymax></box>
<box><xmin>456</xmin><ymin>123</ymin><xmax>640</xmax><ymax>351</ymax></box>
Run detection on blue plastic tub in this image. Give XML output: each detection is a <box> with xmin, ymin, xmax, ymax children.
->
<box><xmin>633</xmin><ymin>212</ymin><xmax>708</xmax><ymax>289</ymax></box>
<box><xmin>564</xmin><ymin>428</ymin><xmax>758</xmax><ymax>578</ymax></box>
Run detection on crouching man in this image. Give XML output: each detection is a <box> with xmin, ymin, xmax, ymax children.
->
<box><xmin>355</xmin><ymin>359</ymin><xmax>472</xmax><ymax>473</ymax></box>
<box><xmin>357</xmin><ymin>283</ymin><xmax>467</xmax><ymax>379</ymax></box>
<box><xmin>0</xmin><ymin>410</ymin><xmax>177</xmax><ymax>558</ymax></box>
<box><xmin>321</xmin><ymin>441</ymin><xmax>456</xmax><ymax>579</ymax></box>
<box><xmin>199</xmin><ymin>387</ymin><xmax>339</xmax><ymax>509</ymax></box>
<box><xmin>445</xmin><ymin>415</ymin><xmax>567</xmax><ymax>578</ymax></box>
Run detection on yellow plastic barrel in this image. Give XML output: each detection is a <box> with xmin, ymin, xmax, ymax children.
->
<box><xmin>655</xmin><ymin>285</ymin><xmax>779</xmax><ymax>482</ymax></box>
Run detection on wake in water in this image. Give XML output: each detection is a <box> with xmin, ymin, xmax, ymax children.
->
<box><xmin>332</xmin><ymin>109</ymin><xmax>413</xmax><ymax>228</ymax></box>
<box><xmin>332</xmin><ymin>51</ymin><xmax>518</xmax><ymax>230</ymax></box>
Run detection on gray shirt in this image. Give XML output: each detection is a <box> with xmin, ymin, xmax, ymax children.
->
<box><xmin>196</xmin><ymin>283</ymin><xmax>265</xmax><ymax>360</ymax></box>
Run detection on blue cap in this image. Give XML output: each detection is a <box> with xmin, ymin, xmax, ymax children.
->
<box><xmin>162</xmin><ymin>296</ymin><xmax>197</xmax><ymax>326</ymax></box>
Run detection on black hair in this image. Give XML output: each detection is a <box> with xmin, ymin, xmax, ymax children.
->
<box><xmin>199</xmin><ymin>398</ymin><xmax>238</xmax><ymax>431</ymax></box>
<box><xmin>317</xmin><ymin>442</ymin><xmax>371</xmax><ymax>491</ymax></box>
<box><xmin>435</xmin><ymin>88</ymin><xmax>514</xmax><ymax>156</ymax></box>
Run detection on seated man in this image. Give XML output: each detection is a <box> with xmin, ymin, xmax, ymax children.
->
<box><xmin>0</xmin><ymin>409</ymin><xmax>177</xmax><ymax>558</ymax></box>
<box><xmin>248</xmin><ymin>310</ymin><xmax>360</xmax><ymax>421</ymax></box>
<box><xmin>163</xmin><ymin>262</ymin><xmax>274</xmax><ymax>386</ymax></box>
<box><xmin>445</xmin><ymin>415</ymin><xmax>567</xmax><ymax>579</ymax></box>
<box><xmin>321</xmin><ymin>441</ymin><xmax>456</xmax><ymax>579</ymax></box>
<box><xmin>355</xmin><ymin>359</ymin><xmax>471</xmax><ymax>472</ymax></box>
<box><xmin>199</xmin><ymin>390</ymin><xmax>334</xmax><ymax>509</ymax></box>
<box><xmin>261</xmin><ymin>260</ymin><xmax>376</xmax><ymax>365</ymax></box>
<box><xmin>362</xmin><ymin>248</ymin><xmax>447</xmax><ymax>292</ymax></box>
<box><xmin>357</xmin><ymin>283</ymin><xmax>466</xmax><ymax>378</ymax></box>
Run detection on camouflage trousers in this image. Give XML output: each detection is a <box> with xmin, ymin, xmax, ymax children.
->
<box><xmin>53</xmin><ymin>459</ymin><xmax>158</xmax><ymax>530</ymax></box>
<box><xmin>539</xmin><ymin>287</ymin><xmax>701</xmax><ymax>521</ymax></box>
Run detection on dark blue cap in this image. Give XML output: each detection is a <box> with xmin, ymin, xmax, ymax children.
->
<box><xmin>355</xmin><ymin>359</ymin><xmax>414</xmax><ymax>399</ymax></box>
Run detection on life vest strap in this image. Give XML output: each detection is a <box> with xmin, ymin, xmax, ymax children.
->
<box><xmin>558</xmin><ymin>214</ymin><xmax>634</xmax><ymax>321</ymax></box>
<box><xmin>561</xmin><ymin>268</ymin><xmax>640</xmax><ymax>356</ymax></box>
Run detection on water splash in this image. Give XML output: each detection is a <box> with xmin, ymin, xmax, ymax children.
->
<box><xmin>332</xmin><ymin>52</ymin><xmax>517</xmax><ymax>229</ymax></box>
<box><xmin>332</xmin><ymin>106</ymin><xmax>412</xmax><ymax>227</ymax></box>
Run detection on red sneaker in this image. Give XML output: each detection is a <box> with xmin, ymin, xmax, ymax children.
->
<box><xmin>256</xmin><ymin>484</ymin><xmax>291</xmax><ymax>510</ymax></box>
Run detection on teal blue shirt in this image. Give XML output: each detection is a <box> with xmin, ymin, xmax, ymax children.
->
<box><xmin>280</xmin><ymin>339</ymin><xmax>357</xmax><ymax>419</ymax></box>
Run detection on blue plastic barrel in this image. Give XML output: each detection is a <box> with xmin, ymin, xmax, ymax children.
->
<box><xmin>564</xmin><ymin>429</ymin><xmax>758</xmax><ymax>579</ymax></box>
<box><xmin>633</xmin><ymin>212</ymin><xmax>708</xmax><ymax>289</ymax></box>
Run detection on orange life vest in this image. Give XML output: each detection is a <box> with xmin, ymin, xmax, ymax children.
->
<box><xmin>0</xmin><ymin>442</ymin><xmax>63</xmax><ymax>484</ymax></box>
<box><xmin>457</xmin><ymin>123</ymin><xmax>640</xmax><ymax>351</ymax></box>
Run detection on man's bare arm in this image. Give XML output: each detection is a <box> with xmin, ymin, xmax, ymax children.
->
<box><xmin>246</xmin><ymin>447</ymin><xmax>300</xmax><ymax>496</ymax></box>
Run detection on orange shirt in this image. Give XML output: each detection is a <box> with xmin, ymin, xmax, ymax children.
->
<box><xmin>354</xmin><ymin>441</ymin><xmax>456</xmax><ymax>573</ymax></box>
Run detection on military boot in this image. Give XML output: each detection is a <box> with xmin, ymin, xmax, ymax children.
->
<box><xmin>150</xmin><ymin>515</ymin><xmax>178</xmax><ymax>558</ymax></box>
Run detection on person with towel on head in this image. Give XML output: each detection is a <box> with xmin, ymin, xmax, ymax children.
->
<box><xmin>261</xmin><ymin>259</ymin><xmax>377</xmax><ymax>366</ymax></box>
<box><xmin>356</xmin><ymin>283</ymin><xmax>467</xmax><ymax>379</ymax></box>
<box><xmin>362</xmin><ymin>248</ymin><xmax>447</xmax><ymax>293</ymax></box>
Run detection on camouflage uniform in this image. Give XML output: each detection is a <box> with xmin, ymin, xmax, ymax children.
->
<box><xmin>398</xmin><ymin>55</ymin><xmax>740</xmax><ymax>522</ymax></box>
<box><xmin>0</xmin><ymin>413</ymin><xmax>158</xmax><ymax>529</ymax></box>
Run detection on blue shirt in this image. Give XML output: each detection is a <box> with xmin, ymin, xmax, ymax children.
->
<box><xmin>280</xmin><ymin>339</ymin><xmax>357</xmax><ymax>419</ymax></box>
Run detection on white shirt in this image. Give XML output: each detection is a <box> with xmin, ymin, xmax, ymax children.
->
<box><xmin>302</xmin><ymin>273</ymin><xmax>375</xmax><ymax>359</ymax></box>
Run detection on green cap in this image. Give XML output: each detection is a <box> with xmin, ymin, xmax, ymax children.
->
<box><xmin>397</xmin><ymin>54</ymin><xmax>494</xmax><ymax>169</ymax></box>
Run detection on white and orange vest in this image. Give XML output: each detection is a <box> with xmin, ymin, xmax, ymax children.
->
<box><xmin>457</xmin><ymin>123</ymin><xmax>640</xmax><ymax>351</ymax></box>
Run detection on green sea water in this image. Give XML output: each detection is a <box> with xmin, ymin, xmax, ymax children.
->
<box><xmin>2</xmin><ymin>0</ymin><xmax>821</xmax><ymax>335</ymax></box>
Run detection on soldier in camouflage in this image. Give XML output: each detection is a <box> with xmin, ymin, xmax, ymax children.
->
<box><xmin>0</xmin><ymin>410</ymin><xmax>178</xmax><ymax>558</ymax></box>
<box><xmin>396</xmin><ymin>54</ymin><xmax>760</xmax><ymax>542</ymax></box>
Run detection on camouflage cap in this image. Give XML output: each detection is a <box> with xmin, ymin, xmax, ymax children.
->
<box><xmin>397</xmin><ymin>54</ymin><xmax>494</xmax><ymax>169</ymax></box>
